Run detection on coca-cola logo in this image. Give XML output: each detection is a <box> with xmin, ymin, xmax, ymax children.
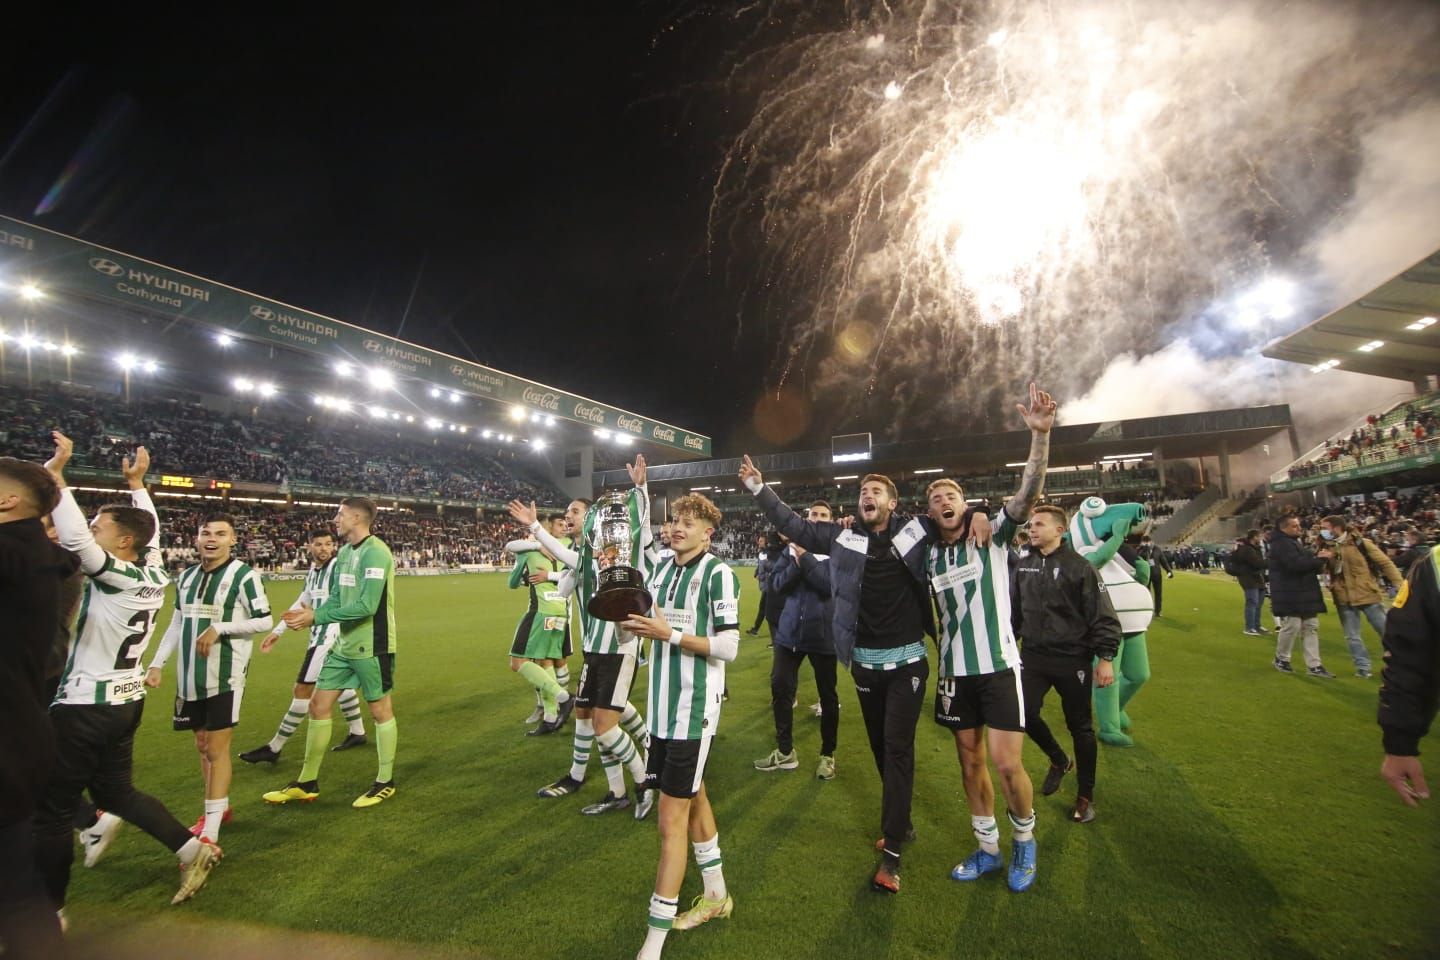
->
<box><xmin>573</xmin><ymin>402</ymin><xmax>606</xmax><ymax>425</ymax></box>
<box><xmin>651</xmin><ymin>426</ymin><xmax>676</xmax><ymax>443</ymax></box>
<box><xmin>616</xmin><ymin>415</ymin><xmax>643</xmax><ymax>432</ymax></box>
<box><xmin>684</xmin><ymin>435</ymin><xmax>705</xmax><ymax>450</ymax></box>
<box><xmin>522</xmin><ymin>387</ymin><xmax>561</xmax><ymax>411</ymax></box>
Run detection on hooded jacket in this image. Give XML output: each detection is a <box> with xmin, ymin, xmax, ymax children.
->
<box><xmin>1326</xmin><ymin>529</ymin><xmax>1402</xmax><ymax>607</ymax></box>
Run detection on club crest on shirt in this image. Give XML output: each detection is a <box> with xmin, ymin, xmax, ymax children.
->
<box><xmin>1076</xmin><ymin>670</ymin><xmax>1086</xmax><ymax>683</ymax></box>
<box><xmin>911</xmin><ymin>676</ymin><xmax>921</xmax><ymax>693</ymax></box>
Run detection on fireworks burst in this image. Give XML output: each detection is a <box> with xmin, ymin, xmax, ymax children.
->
<box><xmin>704</xmin><ymin>0</ymin><xmax>1440</xmax><ymax>435</ymax></box>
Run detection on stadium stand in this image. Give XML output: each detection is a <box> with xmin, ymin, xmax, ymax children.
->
<box><xmin>1278</xmin><ymin>391</ymin><xmax>1440</xmax><ymax>486</ymax></box>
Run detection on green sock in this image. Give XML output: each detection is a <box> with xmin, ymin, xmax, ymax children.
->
<box><xmin>375</xmin><ymin>717</ymin><xmax>398</xmax><ymax>783</ymax></box>
<box><xmin>518</xmin><ymin>661</ymin><xmax>560</xmax><ymax>716</ymax></box>
<box><xmin>299</xmin><ymin>718</ymin><xmax>332</xmax><ymax>783</ymax></box>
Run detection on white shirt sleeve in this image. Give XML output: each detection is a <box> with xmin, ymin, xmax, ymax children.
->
<box><xmin>51</xmin><ymin>488</ymin><xmax>108</xmax><ymax>576</ymax></box>
<box><xmin>529</xmin><ymin>522</ymin><xmax>580</xmax><ymax>569</ymax></box>
<box><xmin>150</xmin><ymin>611</ymin><xmax>181</xmax><ymax>671</ymax></box>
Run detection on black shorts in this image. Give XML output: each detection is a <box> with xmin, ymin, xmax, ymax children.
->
<box><xmin>575</xmin><ymin>651</ymin><xmax>637</xmax><ymax>712</ymax></box>
<box><xmin>561</xmin><ymin>622</ymin><xmax>573</xmax><ymax>659</ymax></box>
<box><xmin>644</xmin><ymin>736</ymin><xmax>714</xmax><ymax>799</ymax></box>
<box><xmin>173</xmin><ymin>690</ymin><xmax>243</xmax><ymax>732</ymax></box>
<box><xmin>933</xmin><ymin>667</ymin><xmax>1026</xmax><ymax>732</ymax></box>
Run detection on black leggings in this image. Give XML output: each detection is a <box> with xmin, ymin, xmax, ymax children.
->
<box><xmin>770</xmin><ymin>646</ymin><xmax>839</xmax><ymax>756</ymax></box>
<box><xmin>851</xmin><ymin>658</ymin><xmax>929</xmax><ymax>855</ymax></box>
<box><xmin>34</xmin><ymin>701</ymin><xmax>194</xmax><ymax>908</ymax></box>
<box><xmin>1021</xmin><ymin>654</ymin><xmax>1098</xmax><ymax>800</ymax></box>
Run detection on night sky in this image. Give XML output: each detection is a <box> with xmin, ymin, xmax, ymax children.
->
<box><xmin>2</xmin><ymin>9</ymin><xmax>784</xmax><ymax>453</ymax></box>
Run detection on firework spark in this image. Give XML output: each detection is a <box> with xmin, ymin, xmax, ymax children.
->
<box><xmin>705</xmin><ymin>0</ymin><xmax>1440</xmax><ymax>435</ymax></box>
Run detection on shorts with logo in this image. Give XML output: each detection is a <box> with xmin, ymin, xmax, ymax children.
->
<box><xmin>509</xmin><ymin>611</ymin><xmax>567</xmax><ymax>661</ymax></box>
<box><xmin>933</xmin><ymin>667</ymin><xmax>1026</xmax><ymax>732</ymax></box>
<box><xmin>575</xmin><ymin>651</ymin><xmax>636</xmax><ymax>712</ymax></box>
<box><xmin>644</xmin><ymin>735</ymin><xmax>714</xmax><ymax>799</ymax></box>
<box><xmin>318</xmin><ymin>650</ymin><xmax>394</xmax><ymax>702</ymax></box>
<box><xmin>173</xmin><ymin>689</ymin><xmax>244</xmax><ymax>732</ymax></box>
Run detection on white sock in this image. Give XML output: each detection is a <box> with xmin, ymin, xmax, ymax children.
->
<box><xmin>338</xmin><ymin>688</ymin><xmax>366</xmax><ymax>736</ymax></box>
<box><xmin>620</xmin><ymin>701</ymin><xmax>649</xmax><ymax>745</ymax></box>
<box><xmin>569</xmin><ymin>719</ymin><xmax>594</xmax><ymax>783</ymax></box>
<box><xmin>555</xmin><ymin>664</ymin><xmax>571</xmax><ymax>690</ymax></box>
<box><xmin>638</xmin><ymin>894</ymin><xmax>678</xmax><ymax>960</ymax></box>
<box><xmin>177</xmin><ymin>837</ymin><xmax>203</xmax><ymax>865</ymax></box>
<box><xmin>202</xmin><ymin>797</ymin><xmax>227</xmax><ymax>841</ymax></box>
<box><xmin>270</xmin><ymin>697</ymin><xmax>310</xmax><ymax>752</ymax></box>
<box><xmin>1008</xmin><ymin>809</ymin><xmax>1036</xmax><ymax>842</ymax></box>
<box><xmin>972</xmin><ymin>815</ymin><xmax>1000</xmax><ymax>855</ymax></box>
<box><xmin>595</xmin><ymin>725</ymin><xmax>647</xmax><ymax>788</ymax></box>
<box><xmin>692</xmin><ymin>833</ymin><xmax>727</xmax><ymax>900</ymax></box>
<box><xmin>601</xmin><ymin>750</ymin><xmax>627</xmax><ymax>797</ymax></box>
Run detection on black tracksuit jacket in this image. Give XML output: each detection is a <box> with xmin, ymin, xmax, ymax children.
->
<box><xmin>1011</xmin><ymin>541</ymin><xmax>1123</xmax><ymax>661</ymax></box>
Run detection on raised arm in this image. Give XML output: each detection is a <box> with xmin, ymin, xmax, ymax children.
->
<box><xmin>508</xmin><ymin>500</ymin><xmax>581</xmax><ymax>568</ymax></box>
<box><xmin>738</xmin><ymin>455</ymin><xmax>840</xmax><ymax>554</ymax></box>
<box><xmin>1005</xmin><ymin>382</ymin><xmax>1055</xmax><ymax>523</ymax></box>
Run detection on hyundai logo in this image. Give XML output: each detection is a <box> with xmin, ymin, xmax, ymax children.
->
<box><xmin>250</xmin><ymin>305</ymin><xmax>274</xmax><ymax>321</ymax></box>
<box><xmin>89</xmin><ymin>257</ymin><xmax>125</xmax><ymax>277</ymax></box>
<box><xmin>362</xmin><ymin>339</ymin><xmax>384</xmax><ymax>353</ymax></box>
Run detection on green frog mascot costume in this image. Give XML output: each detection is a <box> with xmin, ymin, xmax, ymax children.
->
<box><xmin>1069</xmin><ymin>497</ymin><xmax>1153</xmax><ymax>747</ymax></box>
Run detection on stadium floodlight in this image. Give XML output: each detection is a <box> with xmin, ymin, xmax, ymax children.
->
<box><xmin>1356</xmin><ymin>340</ymin><xmax>1385</xmax><ymax>353</ymax></box>
<box><xmin>116</xmin><ymin>352</ymin><xmax>138</xmax><ymax>371</ymax></box>
<box><xmin>367</xmin><ymin>406</ymin><xmax>385</xmax><ymax>419</ymax></box>
<box><xmin>367</xmin><ymin>367</ymin><xmax>396</xmax><ymax>391</ymax></box>
<box><xmin>60</xmin><ymin>344</ymin><xmax>77</xmax><ymax>357</ymax></box>
<box><xmin>39</xmin><ymin>340</ymin><xmax>57</xmax><ymax>351</ymax></box>
<box><xmin>232</xmin><ymin>377</ymin><xmax>255</xmax><ymax>392</ymax></box>
<box><xmin>531</xmin><ymin>413</ymin><xmax>541</xmax><ymax>423</ymax></box>
<box><xmin>545</xmin><ymin>415</ymin><xmax>556</xmax><ymax>426</ymax></box>
<box><xmin>19</xmin><ymin>283</ymin><xmax>43</xmax><ymax>301</ymax></box>
<box><xmin>334</xmin><ymin>361</ymin><xmax>355</xmax><ymax>377</ymax></box>
<box><xmin>448</xmin><ymin>423</ymin><xmax>457</xmax><ymax>431</ymax></box>
<box><xmin>532</xmin><ymin>438</ymin><xmax>547</xmax><ymax>451</ymax></box>
<box><xmin>390</xmin><ymin>411</ymin><xmax>401</xmax><ymax>420</ymax></box>
<box><xmin>216</xmin><ymin>333</ymin><xmax>235</xmax><ymax>347</ymax></box>
<box><xmin>425</xmin><ymin>417</ymin><xmax>442</xmax><ymax>429</ymax></box>
<box><xmin>313</xmin><ymin>394</ymin><xmax>326</xmax><ymax>406</ymax></box>
<box><xmin>448</xmin><ymin>392</ymin><xmax>461</xmax><ymax>403</ymax></box>
<box><xmin>458</xmin><ymin>425</ymin><xmax>467</xmax><ymax>433</ymax></box>
<box><xmin>17</xmin><ymin>334</ymin><xmax>37</xmax><ymax>350</ymax></box>
<box><xmin>429</xmin><ymin>387</ymin><xmax>441</xmax><ymax>398</ymax></box>
<box><xmin>509</xmin><ymin>404</ymin><xmax>527</xmax><ymax>422</ymax></box>
<box><xmin>615</xmin><ymin>434</ymin><xmax>633</xmax><ymax>446</ymax></box>
<box><xmin>142</xmin><ymin>360</ymin><xmax>158</xmax><ymax>374</ymax></box>
<box><xmin>335</xmin><ymin>399</ymin><xmax>352</xmax><ymax>412</ymax></box>
<box><xmin>1406</xmin><ymin>316</ymin><xmax>1436</xmax><ymax>331</ymax></box>
<box><xmin>1309</xmin><ymin>358</ymin><xmax>1340</xmax><ymax>373</ymax></box>
<box><xmin>594</xmin><ymin>428</ymin><xmax>612</xmax><ymax>440</ymax></box>
<box><xmin>405</xmin><ymin>415</ymin><xmax>415</xmax><ymax>423</ymax></box>
<box><xmin>482</xmin><ymin>429</ymin><xmax>493</xmax><ymax>438</ymax></box>
<box><xmin>257</xmin><ymin>382</ymin><xmax>277</xmax><ymax>398</ymax></box>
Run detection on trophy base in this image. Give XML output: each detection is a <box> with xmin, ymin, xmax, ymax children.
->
<box><xmin>588</xmin><ymin>565</ymin><xmax>653</xmax><ymax>622</ymax></box>
<box><xmin>588</xmin><ymin>587</ymin><xmax>654</xmax><ymax>623</ymax></box>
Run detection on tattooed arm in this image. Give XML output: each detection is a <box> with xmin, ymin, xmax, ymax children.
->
<box><xmin>1005</xmin><ymin>382</ymin><xmax>1056</xmax><ymax>523</ymax></box>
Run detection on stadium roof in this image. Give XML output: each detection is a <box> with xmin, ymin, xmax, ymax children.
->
<box><xmin>596</xmin><ymin>404</ymin><xmax>1294</xmax><ymax>487</ymax></box>
<box><xmin>1262</xmin><ymin>249</ymin><xmax>1440</xmax><ymax>383</ymax></box>
<box><xmin>0</xmin><ymin>215</ymin><xmax>712</xmax><ymax>457</ymax></box>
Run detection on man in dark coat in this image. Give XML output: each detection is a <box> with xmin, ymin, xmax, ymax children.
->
<box><xmin>1268</xmin><ymin>515</ymin><xmax>1335</xmax><ymax>679</ymax></box>
<box><xmin>0</xmin><ymin>456</ymin><xmax>78</xmax><ymax>954</ymax></box>
<box><xmin>1231</xmin><ymin>529</ymin><xmax>1269</xmax><ymax>636</ymax></box>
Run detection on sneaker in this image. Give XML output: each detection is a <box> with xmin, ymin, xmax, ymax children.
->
<box><xmin>815</xmin><ymin>755</ymin><xmax>836</xmax><ymax>781</ymax></box>
<box><xmin>950</xmin><ymin>848</ymin><xmax>1004</xmax><ymax>882</ymax></box>
<box><xmin>580</xmin><ymin>792</ymin><xmax>631</xmax><ymax>815</ymax></box>
<box><xmin>238</xmin><ymin>744</ymin><xmax>282</xmax><ymax>764</ymax></box>
<box><xmin>871</xmin><ymin>856</ymin><xmax>900</xmax><ymax>894</ymax></box>
<box><xmin>80</xmin><ymin>812</ymin><xmax>123</xmax><ymax>868</ymax></box>
<box><xmin>526</xmin><ymin>717</ymin><xmax>562</xmax><ymax>737</ymax></box>
<box><xmin>1273</xmin><ymin>658</ymin><xmax>1294</xmax><ymax>674</ymax></box>
<box><xmin>555</xmin><ymin>694</ymin><xmax>576</xmax><ymax>728</ymax></box>
<box><xmin>1071</xmin><ymin>796</ymin><xmax>1097</xmax><ymax>823</ymax></box>
<box><xmin>634</xmin><ymin>788</ymin><xmax>656</xmax><ymax>821</ymax></box>
<box><xmin>331</xmin><ymin>733</ymin><xmax>369</xmax><ymax>752</ymax></box>
<box><xmin>1007</xmin><ymin>838</ymin><xmax>1037</xmax><ymax>892</ymax></box>
<box><xmin>810</xmin><ymin>701</ymin><xmax>823</xmax><ymax>717</ymax></box>
<box><xmin>1242</xmin><ymin>629</ymin><xmax>1261</xmax><ymax>636</ymax></box>
<box><xmin>745</xmin><ymin>629</ymin><xmax>760</xmax><ymax>636</ymax></box>
<box><xmin>753</xmin><ymin>748</ymin><xmax>799</xmax><ymax>772</ymax></box>
<box><xmin>1040</xmin><ymin>757</ymin><xmax>1072</xmax><ymax>797</ymax></box>
<box><xmin>1307</xmin><ymin>665</ymin><xmax>1337</xmax><ymax>680</ymax></box>
<box><xmin>524</xmin><ymin>704</ymin><xmax>544</xmax><ymax>724</ymax></box>
<box><xmin>188</xmin><ymin>808</ymin><xmax>234</xmax><ymax>834</ymax></box>
<box><xmin>672</xmin><ymin>893</ymin><xmax>734</xmax><ymax>930</ymax></box>
<box><xmin>352</xmin><ymin>780</ymin><xmax>396</xmax><ymax>809</ymax></box>
<box><xmin>262</xmin><ymin>781</ymin><xmax>319</xmax><ymax>805</ymax></box>
<box><xmin>171</xmin><ymin>839</ymin><xmax>222</xmax><ymax>904</ymax></box>
<box><xmin>873</xmin><ymin>829</ymin><xmax>917</xmax><ymax>852</ymax></box>
<box><xmin>1355</xmin><ymin>668</ymin><xmax>1372</xmax><ymax>679</ymax></box>
<box><xmin>537</xmin><ymin>774</ymin><xmax>585</xmax><ymax>798</ymax></box>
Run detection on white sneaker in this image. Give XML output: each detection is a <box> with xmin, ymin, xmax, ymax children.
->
<box><xmin>810</xmin><ymin>701</ymin><xmax>823</xmax><ymax>717</ymax></box>
<box><xmin>81</xmin><ymin>812</ymin><xmax>124</xmax><ymax>868</ymax></box>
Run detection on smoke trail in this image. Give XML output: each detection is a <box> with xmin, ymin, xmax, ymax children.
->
<box><xmin>704</xmin><ymin>0</ymin><xmax>1440</xmax><ymax>437</ymax></box>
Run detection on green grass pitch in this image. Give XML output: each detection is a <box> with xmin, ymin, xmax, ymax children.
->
<box><xmin>61</xmin><ymin>571</ymin><xmax>1438</xmax><ymax>959</ymax></box>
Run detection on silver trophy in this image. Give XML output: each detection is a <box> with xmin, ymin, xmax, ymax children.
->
<box><xmin>587</xmin><ymin>491</ymin><xmax>652</xmax><ymax>621</ymax></box>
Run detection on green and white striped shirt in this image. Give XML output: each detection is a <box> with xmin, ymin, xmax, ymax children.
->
<box><xmin>158</xmin><ymin>558</ymin><xmax>272</xmax><ymax>701</ymax></box>
<box><xmin>646</xmin><ymin>552</ymin><xmax>741</xmax><ymax>740</ymax></box>
<box><xmin>578</xmin><ymin>489</ymin><xmax>650</xmax><ymax>655</ymax></box>
<box><xmin>274</xmin><ymin>558</ymin><xmax>339</xmax><ymax>649</ymax></box>
<box><xmin>927</xmin><ymin>509</ymin><xmax>1021</xmax><ymax>678</ymax></box>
